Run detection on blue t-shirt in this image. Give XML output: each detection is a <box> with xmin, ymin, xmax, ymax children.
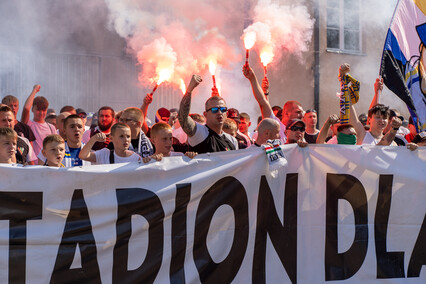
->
<box><xmin>68</xmin><ymin>147</ymin><xmax>83</xmax><ymax>167</ymax></box>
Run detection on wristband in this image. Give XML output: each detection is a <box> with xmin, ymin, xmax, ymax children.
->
<box><xmin>393</xmin><ymin>127</ymin><xmax>399</xmax><ymax>131</ymax></box>
<box><xmin>264</xmin><ymin>92</ymin><xmax>269</xmax><ymax>96</ymax></box>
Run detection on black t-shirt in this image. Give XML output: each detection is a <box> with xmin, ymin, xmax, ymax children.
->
<box><xmin>15</xmin><ymin>121</ymin><xmax>36</xmax><ymax>142</ymax></box>
<box><xmin>189</xmin><ymin>126</ymin><xmax>236</xmax><ymax>154</ymax></box>
<box><xmin>304</xmin><ymin>132</ymin><xmax>319</xmax><ymax>144</ymax></box>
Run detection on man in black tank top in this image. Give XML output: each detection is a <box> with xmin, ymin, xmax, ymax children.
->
<box><xmin>177</xmin><ymin>75</ymin><xmax>238</xmax><ymax>154</ymax></box>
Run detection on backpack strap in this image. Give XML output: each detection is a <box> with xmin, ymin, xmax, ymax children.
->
<box><xmin>109</xmin><ymin>150</ymin><xmax>114</xmax><ymax>164</ymax></box>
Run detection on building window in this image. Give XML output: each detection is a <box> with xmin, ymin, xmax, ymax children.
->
<box><xmin>327</xmin><ymin>0</ymin><xmax>361</xmax><ymax>52</ymax></box>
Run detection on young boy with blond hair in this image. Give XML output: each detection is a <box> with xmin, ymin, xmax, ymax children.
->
<box><xmin>0</xmin><ymin>127</ymin><xmax>18</xmax><ymax>164</ymax></box>
<box><xmin>42</xmin><ymin>134</ymin><xmax>65</xmax><ymax>167</ymax></box>
<box><xmin>79</xmin><ymin>123</ymin><xmax>141</xmax><ymax>164</ymax></box>
<box><xmin>143</xmin><ymin>122</ymin><xmax>197</xmax><ymax>163</ymax></box>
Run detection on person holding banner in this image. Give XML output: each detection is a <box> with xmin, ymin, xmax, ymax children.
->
<box><xmin>79</xmin><ymin>123</ymin><xmax>141</xmax><ymax>164</ymax></box>
<box><xmin>0</xmin><ymin>127</ymin><xmax>18</xmax><ymax>164</ymax></box>
<box><xmin>178</xmin><ymin>75</ymin><xmax>238</xmax><ymax>154</ymax></box>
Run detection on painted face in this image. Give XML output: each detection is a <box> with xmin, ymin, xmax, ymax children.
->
<box><xmin>43</xmin><ymin>141</ymin><xmax>65</xmax><ymax>167</ymax></box>
<box><xmin>204</xmin><ymin>99</ymin><xmax>227</xmax><ymax>129</ymax></box>
<box><xmin>152</xmin><ymin>128</ymin><xmax>173</xmax><ymax>156</ymax></box>
<box><xmin>0</xmin><ymin>111</ymin><xmax>15</xmax><ymax>128</ymax></box>
<box><xmin>111</xmin><ymin>127</ymin><xmax>131</xmax><ymax>152</ymax></box>
<box><xmin>98</xmin><ymin>110</ymin><xmax>114</xmax><ymax>132</ymax></box>
<box><xmin>369</xmin><ymin>113</ymin><xmax>388</xmax><ymax>132</ymax></box>
<box><xmin>64</xmin><ymin>118</ymin><xmax>84</xmax><ymax>145</ymax></box>
<box><xmin>32</xmin><ymin>105</ymin><xmax>47</xmax><ymax>123</ymax></box>
<box><xmin>0</xmin><ymin>136</ymin><xmax>17</xmax><ymax>163</ymax></box>
<box><xmin>285</xmin><ymin>122</ymin><xmax>305</xmax><ymax>143</ymax></box>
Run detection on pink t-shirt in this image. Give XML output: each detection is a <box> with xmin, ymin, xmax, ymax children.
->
<box><xmin>27</xmin><ymin>120</ymin><xmax>56</xmax><ymax>156</ymax></box>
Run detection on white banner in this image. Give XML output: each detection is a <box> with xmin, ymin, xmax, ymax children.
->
<box><xmin>0</xmin><ymin>145</ymin><xmax>425</xmax><ymax>283</ymax></box>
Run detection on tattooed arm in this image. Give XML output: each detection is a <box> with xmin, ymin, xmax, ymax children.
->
<box><xmin>178</xmin><ymin>75</ymin><xmax>202</xmax><ymax>137</ymax></box>
<box><xmin>377</xmin><ymin>117</ymin><xmax>402</xmax><ymax>146</ymax></box>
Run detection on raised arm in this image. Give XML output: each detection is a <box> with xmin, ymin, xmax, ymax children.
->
<box><xmin>243</xmin><ymin>65</ymin><xmax>272</xmax><ymax>118</ymax></box>
<box><xmin>369</xmin><ymin>77</ymin><xmax>383</xmax><ymax>109</ymax></box>
<box><xmin>377</xmin><ymin>116</ymin><xmax>402</xmax><ymax>146</ymax></box>
<box><xmin>317</xmin><ymin>114</ymin><xmax>339</xmax><ymax>144</ymax></box>
<box><xmin>21</xmin><ymin>85</ymin><xmax>41</xmax><ymax>124</ymax></box>
<box><xmin>262</xmin><ymin>76</ymin><xmax>270</xmax><ymax>102</ymax></box>
<box><xmin>178</xmin><ymin>75</ymin><xmax>202</xmax><ymax>137</ymax></box>
<box><xmin>79</xmin><ymin>133</ymin><xmax>106</xmax><ymax>162</ymax></box>
<box><xmin>140</xmin><ymin>93</ymin><xmax>153</xmax><ymax>134</ymax></box>
<box><xmin>349</xmin><ymin>103</ymin><xmax>367</xmax><ymax>145</ymax></box>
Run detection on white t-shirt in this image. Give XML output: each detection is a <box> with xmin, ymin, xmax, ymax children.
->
<box><xmin>27</xmin><ymin>120</ymin><xmax>56</xmax><ymax>156</ymax></box>
<box><xmin>188</xmin><ymin>123</ymin><xmax>239</xmax><ymax>149</ymax></box>
<box><xmin>362</xmin><ymin>131</ymin><xmax>397</xmax><ymax>146</ymax></box>
<box><xmin>253</xmin><ymin>114</ymin><xmax>287</xmax><ymax>144</ymax></box>
<box><xmin>172</xmin><ymin>126</ymin><xmax>188</xmax><ymax>144</ymax></box>
<box><xmin>94</xmin><ymin>148</ymin><xmax>141</xmax><ymax>164</ymax></box>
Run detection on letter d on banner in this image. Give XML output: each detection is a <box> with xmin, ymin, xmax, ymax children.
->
<box><xmin>325</xmin><ymin>174</ymin><xmax>368</xmax><ymax>281</ymax></box>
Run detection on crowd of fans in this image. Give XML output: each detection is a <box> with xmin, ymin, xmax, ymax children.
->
<box><xmin>0</xmin><ymin>63</ymin><xmax>424</xmax><ymax>167</ymax></box>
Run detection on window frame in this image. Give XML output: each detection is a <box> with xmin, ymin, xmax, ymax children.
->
<box><xmin>326</xmin><ymin>0</ymin><xmax>363</xmax><ymax>54</ymax></box>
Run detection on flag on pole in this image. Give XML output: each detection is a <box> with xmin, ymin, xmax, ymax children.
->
<box><xmin>380</xmin><ymin>0</ymin><xmax>426</xmax><ymax>131</ymax></box>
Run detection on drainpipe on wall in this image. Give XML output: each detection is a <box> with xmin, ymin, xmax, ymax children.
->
<box><xmin>314</xmin><ymin>0</ymin><xmax>320</xmax><ymax>128</ymax></box>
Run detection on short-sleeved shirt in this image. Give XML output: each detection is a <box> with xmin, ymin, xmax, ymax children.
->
<box><xmin>37</xmin><ymin>142</ymin><xmax>91</xmax><ymax>167</ymax></box>
<box><xmin>27</xmin><ymin>120</ymin><xmax>56</xmax><ymax>156</ymax></box>
<box><xmin>188</xmin><ymin>123</ymin><xmax>238</xmax><ymax>154</ymax></box>
<box><xmin>16</xmin><ymin>136</ymin><xmax>37</xmax><ymax>164</ymax></box>
<box><xmin>94</xmin><ymin>148</ymin><xmax>141</xmax><ymax>164</ymax></box>
<box><xmin>15</xmin><ymin>121</ymin><xmax>36</xmax><ymax>142</ymax></box>
<box><xmin>107</xmin><ymin>131</ymin><xmax>154</xmax><ymax>158</ymax></box>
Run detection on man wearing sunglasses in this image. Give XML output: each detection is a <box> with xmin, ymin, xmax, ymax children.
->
<box><xmin>178</xmin><ymin>75</ymin><xmax>238</xmax><ymax>154</ymax></box>
<box><xmin>284</xmin><ymin>119</ymin><xmax>308</xmax><ymax>147</ymax></box>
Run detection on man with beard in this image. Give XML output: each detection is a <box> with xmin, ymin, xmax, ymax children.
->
<box><xmin>178</xmin><ymin>75</ymin><xmax>238</xmax><ymax>154</ymax></box>
<box><xmin>82</xmin><ymin>106</ymin><xmax>115</xmax><ymax>150</ymax></box>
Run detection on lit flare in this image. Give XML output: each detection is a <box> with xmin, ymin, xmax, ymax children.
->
<box><xmin>243</xmin><ymin>31</ymin><xmax>256</xmax><ymax>66</ymax></box>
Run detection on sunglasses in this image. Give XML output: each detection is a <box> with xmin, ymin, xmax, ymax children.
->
<box><xmin>206</xmin><ymin>107</ymin><xmax>227</xmax><ymax>114</ymax></box>
<box><xmin>78</xmin><ymin>114</ymin><xmax>87</xmax><ymax>119</ymax></box>
<box><xmin>290</xmin><ymin>125</ymin><xmax>305</xmax><ymax>132</ymax></box>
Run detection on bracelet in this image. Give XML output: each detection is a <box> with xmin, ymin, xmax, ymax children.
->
<box><xmin>264</xmin><ymin>92</ymin><xmax>269</xmax><ymax>96</ymax></box>
<box><xmin>393</xmin><ymin>127</ymin><xmax>399</xmax><ymax>131</ymax></box>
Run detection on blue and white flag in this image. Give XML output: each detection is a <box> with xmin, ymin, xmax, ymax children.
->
<box><xmin>380</xmin><ymin>0</ymin><xmax>426</xmax><ymax>131</ymax></box>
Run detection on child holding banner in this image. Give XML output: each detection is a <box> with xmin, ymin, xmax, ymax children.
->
<box><xmin>79</xmin><ymin>123</ymin><xmax>141</xmax><ymax>164</ymax></box>
<box><xmin>142</xmin><ymin>122</ymin><xmax>197</xmax><ymax>163</ymax></box>
<box><xmin>42</xmin><ymin>134</ymin><xmax>65</xmax><ymax>167</ymax></box>
<box><xmin>0</xmin><ymin>127</ymin><xmax>17</xmax><ymax>164</ymax></box>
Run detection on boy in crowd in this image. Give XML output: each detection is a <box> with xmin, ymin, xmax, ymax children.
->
<box><xmin>0</xmin><ymin>127</ymin><xmax>17</xmax><ymax>164</ymax></box>
<box><xmin>21</xmin><ymin>85</ymin><xmax>56</xmax><ymax>156</ymax></box>
<box><xmin>143</xmin><ymin>122</ymin><xmax>197</xmax><ymax>163</ymax></box>
<box><xmin>39</xmin><ymin>115</ymin><xmax>90</xmax><ymax>167</ymax></box>
<box><xmin>42</xmin><ymin>134</ymin><xmax>65</xmax><ymax>167</ymax></box>
<box><xmin>1</xmin><ymin>95</ymin><xmax>36</xmax><ymax>142</ymax></box>
<box><xmin>79</xmin><ymin>123</ymin><xmax>141</xmax><ymax>164</ymax></box>
<box><xmin>0</xmin><ymin>105</ymin><xmax>37</xmax><ymax>165</ymax></box>
<box><xmin>118</xmin><ymin>107</ymin><xmax>153</xmax><ymax>158</ymax></box>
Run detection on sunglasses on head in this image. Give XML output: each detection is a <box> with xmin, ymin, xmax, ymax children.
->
<box><xmin>206</xmin><ymin>107</ymin><xmax>227</xmax><ymax>114</ymax></box>
<box><xmin>290</xmin><ymin>125</ymin><xmax>305</xmax><ymax>132</ymax></box>
<box><xmin>305</xmin><ymin>109</ymin><xmax>316</xmax><ymax>114</ymax></box>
